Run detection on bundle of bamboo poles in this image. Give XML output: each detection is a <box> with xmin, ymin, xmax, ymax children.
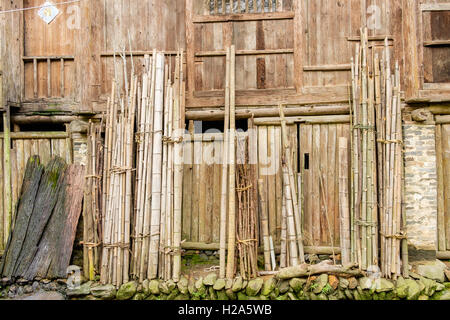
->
<box><xmin>82</xmin><ymin>121</ymin><xmax>104</xmax><ymax>280</ymax></box>
<box><xmin>376</xmin><ymin>42</ymin><xmax>408</xmax><ymax>279</ymax></box>
<box><xmin>279</xmin><ymin>104</ymin><xmax>305</xmax><ymax>268</ymax></box>
<box><xmin>350</xmin><ymin>28</ymin><xmax>378</xmax><ymax>271</ymax></box>
<box><xmin>350</xmin><ymin>28</ymin><xmax>407</xmax><ymax>278</ymax></box>
<box><xmin>130</xmin><ymin>50</ymin><xmax>185</xmax><ymax>283</ymax></box>
<box><xmin>100</xmin><ymin>68</ymin><xmax>138</xmax><ymax>287</ymax></box>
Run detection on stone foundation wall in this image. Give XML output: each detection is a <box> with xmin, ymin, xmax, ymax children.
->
<box><xmin>2</xmin><ymin>272</ymin><xmax>449</xmax><ymax>301</ymax></box>
<box><xmin>403</xmin><ymin>124</ymin><xmax>438</xmax><ymax>259</ymax></box>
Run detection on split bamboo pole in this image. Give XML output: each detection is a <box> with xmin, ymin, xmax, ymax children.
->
<box><xmin>226</xmin><ymin>45</ymin><xmax>237</xmax><ymax>280</ymax></box>
<box><xmin>219</xmin><ymin>47</ymin><xmax>231</xmax><ymax>279</ymax></box>
<box><xmin>173</xmin><ymin>51</ymin><xmax>185</xmax><ymax>282</ymax></box>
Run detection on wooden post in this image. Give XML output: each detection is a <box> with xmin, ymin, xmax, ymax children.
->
<box><xmin>3</xmin><ymin>105</ymin><xmax>12</xmax><ymax>249</ymax></box>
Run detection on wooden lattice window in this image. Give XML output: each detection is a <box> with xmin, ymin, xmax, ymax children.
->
<box><xmin>422</xmin><ymin>5</ymin><xmax>450</xmax><ymax>88</ymax></box>
<box><xmin>195</xmin><ymin>0</ymin><xmax>292</xmax><ymax>15</ymax></box>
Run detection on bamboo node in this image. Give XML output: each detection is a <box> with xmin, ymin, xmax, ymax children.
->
<box><xmin>355</xmin><ymin>220</ymin><xmax>377</xmax><ymax>227</ymax></box>
<box><xmin>377</xmin><ymin>139</ymin><xmax>404</xmax><ymax>146</ymax></box>
<box><xmin>80</xmin><ymin>241</ymin><xmax>102</xmax><ymax>248</ymax></box>
<box><xmin>380</xmin><ymin>233</ymin><xmax>407</xmax><ymax>240</ymax></box>
<box><xmin>109</xmin><ymin>166</ymin><xmax>136</xmax><ymax>174</ymax></box>
<box><xmin>353</xmin><ymin>124</ymin><xmax>376</xmax><ymax>131</ymax></box>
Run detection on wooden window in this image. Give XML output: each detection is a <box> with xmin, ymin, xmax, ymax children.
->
<box><xmin>422</xmin><ymin>6</ymin><xmax>450</xmax><ymax>88</ymax></box>
<box><xmin>196</xmin><ymin>0</ymin><xmax>292</xmax><ymax>15</ymax></box>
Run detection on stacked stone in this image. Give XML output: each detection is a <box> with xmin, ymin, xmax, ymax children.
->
<box><xmin>1</xmin><ymin>267</ymin><xmax>449</xmax><ymax>300</ymax></box>
<box><xmin>403</xmin><ymin>124</ymin><xmax>438</xmax><ymax>260</ymax></box>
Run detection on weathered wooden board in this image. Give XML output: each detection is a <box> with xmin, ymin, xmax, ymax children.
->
<box><xmin>0</xmin><ymin>134</ymin><xmax>72</xmax><ymax>248</ymax></box>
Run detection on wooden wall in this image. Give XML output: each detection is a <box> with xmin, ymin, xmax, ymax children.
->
<box><xmin>4</xmin><ymin>1</ymin><xmax>447</xmax><ymax>113</ymax></box>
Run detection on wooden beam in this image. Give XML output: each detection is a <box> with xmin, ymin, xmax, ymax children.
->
<box><xmin>303</xmin><ymin>64</ymin><xmax>352</xmax><ymax>71</ymax></box>
<box><xmin>23</xmin><ymin>56</ymin><xmax>75</xmax><ymax>61</ymax></box>
<box><xmin>185</xmin><ymin>105</ymin><xmax>350</xmax><ymax>120</ymax></box>
<box><xmin>181</xmin><ymin>242</ymin><xmax>342</xmax><ymax>255</ymax></box>
<box><xmin>437</xmin><ymin>251</ymin><xmax>450</xmax><ymax>260</ymax></box>
<box><xmin>423</xmin><ymin>40</ymin><xmax>450</xmax><ymax>47</ymax></box>
<box><xmin>0</xmin><ymin>132</ymin><xmax>69</xmax><ymax>140</ymax></box>
<box><xmin>192</xmin><ymin>11</ymin><xmax>295</xmax><ymax>23</ymax></box>
<box><xmin>420</xmin><ymin>3</ymin><xmax>450</xmax><ymax>11</ymax></box>
<box><xmin>195</xmin><ymin>48</ymin><xmax>294</xmax><ymax>57</ymax></box>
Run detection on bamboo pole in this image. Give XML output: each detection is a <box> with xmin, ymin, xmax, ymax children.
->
<box><xmin>148</xmin><ymin>52</ymin><xmax>166</xmax><ymax>279</ymax></box>
<box><xmin>220</xmin><ymin>47</ymin><xmax>231</xmax><ymax>279</ymax></box>
<box><xmin>280</xmin><ymin>190</ymin><xmax>288</xmax><ymax>269</ymax></box>
<box><xmin>282</xmin><ymin>164</ymin><xmax>299</xmax><ymax>267</ymax></box>
<box><xmin>226</xmin><ymin>45</ymin><xmax>237</xmax><ymax>280</ymax></box>
<box><xmin>339</xmin><ymin>137</ymin><xmax>351</xmax><ymax>265</ymax></box>
<box><xmin>258</xmin><ymin>179</ymin><xmax>271</xmax><ymax>271</ymax></box>
<box><xmin>173</xmin><ymin>51</ymin><xmax>185</xmax><ymax>282</ymax></box>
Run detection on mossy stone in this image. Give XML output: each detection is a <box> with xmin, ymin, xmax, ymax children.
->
<box><xmin>203</xmin><ymin>273</ymin><xmax>217</xmax><ymax>286</ymax></box>
<box><xmin>159</xmin><ymin>281</ymin><xmax>170</xmax><ymax>295</ymax></box>
<box><xmin>246</xmin><ymin>278</ymin><xmax>264</xmax><ymax>297</ymax></box>
<box><xmin>405</xmin><ymin>279</ymin><xmax>421</xmax><ymax>300</ymax></box>
<box><xmin>175</xmin><ymin>294</ymin><xmax>190</xmax><ymax>300</ymax></box>
<box><xmin>149</xmin><ymin>280</ymin><xmax>160</xmax><ymax>295</ymax></box>
<box><xmin>166</xmin><ymin>280</ymin><xmax>176</xmax><ymax>291</ymax></box>
<box><xmin>289</xmin><ymin>278</ymin><xmax>306</xmax><ymax>293</ymax></box>
<box><xmin>344</xmin><ymin>289</ymin><xmax>353</xmax><ymax>300</ymax></box>
<box><xmin>142</xmin><ymin>279</ymin><xmax>150</xmax><ymax>296</ymax></box>
<box><xmin>213</xmin><ymin>279</ymin><xmax>226</xmax><ymax>291</ymax></box>
<box><xmin>217</xmin><ymin>290</ymin><xmax>229</xmax><ymax>300</ymax></box>
<box><xmin>278</xmin><ymin>280</ymin><xmax>290</xmax><ymax>294</ymax></box>
<box><xmin>167</xmin><ymin>288</ymin><xmax>180</xmax><ymax>300</ymax></box>
<box><xmin>313</xmin><ymin>274</ymin><xmax>329</xmax><ymax>294</ymax></box>
<box><xmin>208</xmin><ymin>286</ymin><xmax>218</xmax><ymax>300</ymax></box>
<box><xmin>177</xmin><ymin>276</ymin><xmax>189</xmax><ymax>295</ymax></box>
<box><xmin>225</xmin><ymin>288</ymin><xmax>237</xmax><ymax>300</ymax></box>
<box><xmin>90</xmin><ymin>284</ymin><xmax>117</xmax><ymax>300</ymax></box>
<box><xmin>145</xmin><ymin>295</ymin><xmax>158</xmax><ymax>300</ymax></box>
<box><xmin>232</xmin><ymin>277</ymin><xmax>243</xmax><ymax>292</ymax></box>
<box><xmin>132</xmin><ymin>293</ymin><xmax>146</xmax><ymax>300</ymax></box>
<box><xmin>339</xmin><ymin>278</ymin><xmax>349</xmax><ymax>290</ymax></box>
<box><xmin>237</xmin><ymin>292</ymin><xmax>248</xmax><ymax>300</ymax></box>
<box><xmin>117</xmin><ymin>281</ymin><xmax>138</xmax><ymax>300</ymax></box>
<box><xmin>261</xmin><ymin>277</ymin><xmax>277</xmax><ymax>296</ymax></box>
<box><xmin>375</xmin><ymin>278</ymin><xmax>394</xmax><ymax>293</ymax></box>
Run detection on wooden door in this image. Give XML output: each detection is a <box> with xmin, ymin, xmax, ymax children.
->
<box><xmin>299</xmin><ymin>123</ymin><xmax>351</xmax><ymax>248</ymax></box>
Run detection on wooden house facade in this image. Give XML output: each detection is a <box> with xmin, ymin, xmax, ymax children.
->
<box><xmin>0</xmin><ymin>0</ymin><xmax>449</xmax><ymax>263</ymax></box>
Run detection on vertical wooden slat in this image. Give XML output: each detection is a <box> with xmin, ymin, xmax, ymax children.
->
<box><xmin>327</xmin><ymin>124</ymin><xmax>337</xmax><ymax>247</ymax></box>
<box><xmin>60</xmin><ymin>58</ymin><xmax>65</xmax><ymax>98</ymax></box>
<box><xmin>312</xmin><ymin>124</ymin><xmax>321</xmax><ymax>245</ymax></box>
<box><xmin>33</xmin><ymin>58</ymin><xmax>38</xmax><ymax>98</ymax></box>
<box><xmin>47</xmin><ymin>58</ymin><xmax>51</xmax><ymax>98</ymax></box>
<box><xmin>212</xmin><ymin>139</ymin><xmax>222</xmax><ymax>243</ymax></box>
<box><xmin>319</xmin><ymin>124</ymin><xmax>329</xmax><ymax>245</ymax></box>
<box><xmin>301</xmin><ymin>124</ymin><xmax>312</xmax><ymax>246</ymax></box>
<box><xmin>39</xmin><ymin>139</ymin><xmax>52</xmax><ymax>165</ymax></box>
<box><xmin>182</xmin><ymin>138</ymin><xmax>193</xmax><ymax>241</ymax></box>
